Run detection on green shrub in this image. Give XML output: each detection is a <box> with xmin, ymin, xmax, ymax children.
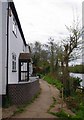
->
<box><xmin>43</xmin><ymin>74</ymin><xmax>63</xmax><ymax>90</ymax></box>
<box><xmin>75</xmin><ymin>105</ymin><xmax>84</xmax><ymax>120</ymax></box>
<box><xmin>69</xmin><ymin>77</ymin><xmax>82</xmax><ymax>93</ymax></box>
<box><xmin>3</xmin><ymin>96</ymin><xmax>12</xmax><ymax>108</ymax></box>
<box><xmin>65</xmin><ymin>96</ymin><xmax>79</xmax><ymax>111</ymax></box>
<box><xmin>53</xmin><ymin>110</ymin><xmax>73</xmax><ymax>120</ymax></box>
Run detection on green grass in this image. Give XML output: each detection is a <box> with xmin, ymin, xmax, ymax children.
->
<box><xmin>49</xmin><ymin>110</ymin><xmax>73</xmax><ymax>120</ymax></box>
<box><xmin>55</xmin><ymin>110</ymin><xmax>72</xmax><ymax>120</ymax></box>
<box><xmin>44</xmin><ymin>74</ymin><xmax>84</xmax><ymax>120</ymax></box>
<box><xmin>49</xmin><ymin>109</ymin><xmax>84</xmax><ymax>120</ymax></box>
<box><xmin>69</xmin><ymin>65</ymin><xmax>84</xmax><ymax>73</ymax></box>
<box><xmin>43</xmin><ymin>74</ymin><xmax>63</xmax><ymax>90</ymax></box>
<box><xmin>65</xmin><ymin>91</ymin><xmax>84</xmax><ymax>120</ymax></box>
<box><xmin>47</xmin><ymin>97</ymin><xmax>57</xmax><ymax>113</ymax></box>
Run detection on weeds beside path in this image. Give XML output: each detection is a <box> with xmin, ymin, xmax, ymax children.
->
<box><xmin>12</xmin><ymin>79</ymin><xmax>57</xmax><ymax>118</ymax></box>
<box><xmin>3</xmin><ymin>79</ymin><xmax>75</xmax><ymax>119</ymax></box>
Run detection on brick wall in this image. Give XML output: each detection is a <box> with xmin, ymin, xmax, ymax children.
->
<box><xmin>0</xmin><ymin>95</ymin><xmax>2</xmax><ymax>107</ymax></box>
<box><xmin>8</xmin><ymin>80</ymin><xmax>40</xmax><ymax>105</ymax></box>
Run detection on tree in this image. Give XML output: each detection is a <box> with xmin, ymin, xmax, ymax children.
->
<box><xmin>59</xmin><ymin>23</ymin><xmax>81</xmax><ymax>96</ymax></box>
<box><xmin>48</xmin><ymin>37</ymin><xmax>55</xmax><ymax>73</ymax></box>
<box><xmin>47</xmin><ymin>37</ymin><xmax>60</xmax><ymax>73</ymax></box>
<box><xmin>33</xmin><ymin>41</ymin><xmax>42</xmax><ymax>66</ymax></box>
<box><xmin>29</xmin><ymin>41</ymin><xmax>50</xmax><ymax>74</ymax></box>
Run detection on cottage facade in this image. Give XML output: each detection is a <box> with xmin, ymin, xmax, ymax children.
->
<box><xmin>0</xmin><ymin>1</ymin><xmax>40</xmax><ymax>105</ymax></box>
<box><xmin>82</xmin><ymin>1</ymin><xmax>84</xmax><ymax>62</ymax></box>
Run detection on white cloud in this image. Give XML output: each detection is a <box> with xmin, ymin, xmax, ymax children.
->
<box><xmin>14</xmin><ymin>0</ymin><xmax>82</xmax><ymax>44</ymax></box>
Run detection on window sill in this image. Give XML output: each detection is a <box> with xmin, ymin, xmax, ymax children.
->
<box><xmin>12</xmin><ymin>70</ymin><xmax>17</xmax><ymax>72</ymax></box>
<box><xmin>19</xmin><ymin>80</ymin><xmax>29</xmax><ymax>82</ymax></box>
<box><xmin>12</xmin><ymin>31</ymin><xmax>17</xmax><ymax>38</ymax></box>
<box><xmin>18</xmin><ymin>81</ymin><xmax>30</xmax><ymax>84</ymax></box>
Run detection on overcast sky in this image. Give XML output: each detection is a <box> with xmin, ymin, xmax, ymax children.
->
<box><xmin>14</xmin><ymin>0</ymin><xmax>83</xmax><ymax>44</ymax></box>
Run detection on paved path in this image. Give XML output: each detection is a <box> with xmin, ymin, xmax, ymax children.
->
<box><xmin>13</xmin><ymin>79</ymin><xmax>60</xmax><ymax>118</ymax></box>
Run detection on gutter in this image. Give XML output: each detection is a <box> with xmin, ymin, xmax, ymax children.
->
<box><xmin>6</xmin><ymin>2</ymin><xmax>9</xmax><ymax>96</ymax></box>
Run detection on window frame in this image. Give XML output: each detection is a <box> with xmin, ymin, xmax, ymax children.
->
<box><xmin>12</xmin><ymin>53</ymin><xmax>17</xmax><ymax>72</ymax></box>
<box><xmin>19</xmin><ymin>60</ymin><xmax>29</xmax><ymax>82</ymax></box>
<box><xmin>12</xmin><ymin>16</ymin><xmax>17</xmax><ymax>38</ymax></box>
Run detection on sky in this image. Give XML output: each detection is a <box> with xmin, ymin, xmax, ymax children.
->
<box><xmin>14</xmin><ymin>0</ymin><xmax>83</xmax><ymax>44</ymax></box>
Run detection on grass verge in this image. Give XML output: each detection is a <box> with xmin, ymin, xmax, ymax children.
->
<box><xmin>47</xmin><ymin>97</ymin><xmax>57</xmax><ymax>113</ymax></box>
<box><xmin>47</xmin><ymin>97</ymin><xmax>75</xmax><ymax>120</ymax></box>
<box><xmin>43</xmin><ymin>73</ymin><xmax>63</xmax><ymax>90</ymax></box>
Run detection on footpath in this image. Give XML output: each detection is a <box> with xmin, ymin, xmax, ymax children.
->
<box><xmin>3</xmin><ymin>79</ymin><xmax>74</xmax><ymax>119</ymax></box>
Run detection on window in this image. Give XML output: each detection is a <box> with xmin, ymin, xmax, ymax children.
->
<box><xmin>19</xmin><ymin>53</ymin><xmax>31</xmax><ymax>81</ymax></box>
<box><xmin>20</xmin><ymin>62</ymin><xmax>28</xmax><ymax>81</ymax></box>
<box><xmin>12</xmin><ymin>53</ymin><xmax>16</xmax><ymax>72</ymax></box>
<box><xmin>12</xmin><ymin>17</ymin><xmax>17</xmax><ymax>37</ymax></box>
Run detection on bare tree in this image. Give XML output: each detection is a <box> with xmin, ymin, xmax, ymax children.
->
<box><xmin>59</xmin><ymin>23</ymin><xmax>81</xmax><ymax>96</ymax></box>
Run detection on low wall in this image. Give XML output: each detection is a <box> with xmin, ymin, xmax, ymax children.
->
<box><xmin>8</xmin><ymin>79</ymin><xmax>40</xmax><ymax>105</ymax></box>
<box><xmin>0</xmin><ymin>95</ymin><xmax>2</xmax><ymax>107</ymax></box>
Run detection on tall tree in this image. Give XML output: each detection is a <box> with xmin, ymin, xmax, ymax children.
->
<box><xmin>47</xmin><ymin>37</ymin><xmax>58</xmax><ymax>73</ymax></box>
<box><xmin>59</xmin><ymin>23</ymin><xmax>81</xmax><ymax>96</ymax></box>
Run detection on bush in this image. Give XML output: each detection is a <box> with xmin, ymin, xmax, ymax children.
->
<box><xmin>75</xmin><ymin>106</ymin><xmax>84</xmax><ymax>120</ymax></box>
<box><xmin>69</xmin><ymin>77</ymin><xmax>82</xmax><ymax>93</ymax></box>
<box><xmin>55</xmin><ymin>110</ymin><xmax>73</xmax><ymax>120</ymax></box>
<box><xmin>65</xmin><ymin>96</ymin><xmax>79</xmax><ymax>111</ymax></box>
<box><xmin>2</xmin><ymin>96</ymin><xmax>12</xmax><ymax>108</ymax></box>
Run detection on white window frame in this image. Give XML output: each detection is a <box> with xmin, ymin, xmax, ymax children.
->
<box><xmin>12</xmin><ymin>17</ymin><xmax>17</xmax><ymax>37</ymax></box>
<box><xmin>12</xmin><ymin>53</ymin><xmax>16</xmax><ymax>72</ymax></box>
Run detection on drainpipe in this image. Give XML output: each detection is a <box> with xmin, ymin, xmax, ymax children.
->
<box><xmin>6</xmin><ymin>2</ymin><xmax>9</xmax><ymax>96</ymax></box>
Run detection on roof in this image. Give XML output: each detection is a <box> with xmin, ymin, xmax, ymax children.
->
<box><xmin>19</xmin><ymin>53</ymin><xmax>31</xmax><ymax>61</ymax></box>
<box><xmin>9</xmin><ymin>2</ymin><xmax>27</xmax><ymax>46</ymax></box>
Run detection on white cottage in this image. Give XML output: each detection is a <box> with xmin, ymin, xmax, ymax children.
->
<box><xmin>82</xmin><ymin>1</ymin><xmax>84</xmax><ymax>62</ymax></box>
<box><xmin>82</xmin><ymin>1</ymin><xmax>84</xmax><ymax>87</ymax></box>
<box><xmin>0</xmin><ymin>1</ymin><xmax>40</xmax><ymax>105</ymax></box>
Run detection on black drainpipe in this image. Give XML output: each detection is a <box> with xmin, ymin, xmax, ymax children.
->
<box><xmin>6</xmin><ymin>2</ymin><xmax>9</xmax><ymax>97</ymax></box>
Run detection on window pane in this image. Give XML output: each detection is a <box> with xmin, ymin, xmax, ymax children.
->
<box><xmin>14</xmin><ymin>55</ymin><xmax>16</xmax><ymax>61</ymax></box>
<box><xmin>12</xmin><ymin>54</ymin><xmax>14</xmax><ymax>59</ymax></box>
<box><xmin>15</xmin><ymin>27</ymin><xmax>17</xmax><ymax>35</ymax></box>
<box><xmin>21</xmin><ymin>72</ymin><xmax>28</xmax><ymax>81</ymax></box>
<box><xmin>14</xmin><ymin>62</ymin><xmax>16</xmax><ymax>70</ymax></box>
<box><xmin>12</xmin><ymin>61</ymin><xmax>14</xmax><ymax>70</ymax></box>
<box><xmin>12</xmin><ymin>53</ymin><xmax>16</xmax><ymax>71</ymax></box>
<box><xmin>13</xmin><ymin>17</ymin><xmax>17</xmax><ymax>36</ymax></box>
<box><xmin>21</xmin><ymin>62</ymin><xmax>27</xmax><ymax>71</ymax></box>
<box><xmin>13</xmin><ymin>23</ymin><xmax>15</xmax><ymax>32</ymax></box>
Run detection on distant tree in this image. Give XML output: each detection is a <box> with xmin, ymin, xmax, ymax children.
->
<box><xmin>33</xmin><ymin>41</ymin><xmax>42</xmax><ymax>66</ymax></box>
<box><xmin>29</xmin><ymin>41</ymin><xmax>50</xmax><ymax>74</ymax></box>
<box><xmin>48</xmin><ymin>37</ymin><xmax>55</xmax><ymax>73</ymax></box>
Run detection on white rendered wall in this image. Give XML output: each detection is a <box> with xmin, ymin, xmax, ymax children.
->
<box><xmin>82</xmin><ymin>2</ymin><xmax>84</xmax><ymax>28</ymax></box>
<box><xmin>8</xmin><ymin>11</ymin><xmax>25</xmax><ymax>84</ymax></box>
<box><xmin>25</xmin><ymin>46</ymin><xmax>29</xmax><ymax>53</ymax></box>
<box><xmin>0</xmin><ymin>1</ymin><xmax>2</xmax><ymax>95</ymax></box>
<box><xmin>29</xmin><ymin>63</ymin><xmax>33</xmax><ymax>76</ymax></box>
<box><xmin>1</xmin><ymin>2</ymin><xmax>7</xmax><ymax>95</ymax></box>
<box><xmin>82</xmin><ymin>2</ymin><xmax>84</xmax><ymax>62</ymax></box>
<box><xmin>0</xmin><ymin>2</ymin><xmax>32</xmax><ymax>94</ymax></box>
<box><xmin>82</xmin><ymin>2</ymin><xmax>84</xmax><ymax>86</ymax></box>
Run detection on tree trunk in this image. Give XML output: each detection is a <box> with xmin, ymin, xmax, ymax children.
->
<box><xmin>64</xmin><ymin>57</ymin><xmax>70</xmax><ymax>96</ymax></box>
